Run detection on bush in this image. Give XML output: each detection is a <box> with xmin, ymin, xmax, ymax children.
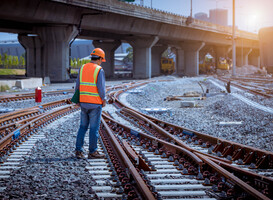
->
<box><xmin>0</xmin><ymin>85</ymin><xmax>10</xmax><ymax>92</ymax></box>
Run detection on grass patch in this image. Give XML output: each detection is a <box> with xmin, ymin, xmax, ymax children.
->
<box><xmin>0</xmin><ymin>69</ymin><xmax>26</xmax><ymax>75</ymax></box>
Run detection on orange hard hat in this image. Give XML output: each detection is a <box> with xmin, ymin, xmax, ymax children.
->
<box><xmin>91</xmin><ymin>48</ymin><xmax>106</xmax><ymax>62</ymax></box>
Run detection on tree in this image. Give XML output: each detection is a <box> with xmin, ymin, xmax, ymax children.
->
<box><xmin>73</xmin><ymin>58</ymin><xmax>77</xmax><ymax>68</ymax></box>
<box><xmin>7</xmin><ymin>55</ymin><xmax>12</xmax><ymax>68</ymax></box>
<box><xmin>0</xmin><ymin>54</ymin><xmax>2</xmax><ymax>66</ymax></box>
<box><xmin>123</xmin><ymin>47</ymin><xmax>133</xmax><ymax>64</ymax></box>
<box><xmin>77</xmin><ymin>58</ymin><xmax>80</xmax><ymax>68</ymax></box>
<box><xmin>12</xmin><ymin>56</ymin><xmax>19</xmax><ymax>66</ymax></box>
<box><xmin>79</xmin><ymin>59</ymin><xmax>83</xmax><ymax>67</ymax></box>
<box><xmin>19</xmin><ymin>56</ymin><xmax>25</xmax><ymax>67</ymax></box>
<box><xmin>70</xmin><ymin>58</ymin><xmax>73</xmax><ymax>67</ymax></box>
<box><xmin>3</xmin><ymin>53</ymin><xmax>8</xmax><ymax>68</ymax></box>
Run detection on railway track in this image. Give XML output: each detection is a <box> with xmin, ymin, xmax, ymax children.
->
<box><xmin>0</xmin><ymin>79</ymin><xmax>272</xmax><ymax>199</ymax></box>
<box><xmin>106</xmin><ymin>81</ymin><xmax>272</xmax><ymax>199</ymax></box>
<box><xmin>0</xmin><ymin>89</ymin><xmax>74</xmax><ymax>103</ymax></box>
<box><xmin>218</xmin><ymin>76</ymin><xmax>273</xmax><ymax>98</ymax></box>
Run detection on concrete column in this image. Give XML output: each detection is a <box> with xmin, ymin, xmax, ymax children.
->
<box><xmin>176</xmin><ymin>48</ymin><xmax>185</xmax><ymax>76</ymax></box>
<box><xmin>37</xmin><ymin>25</ymin><xmax>78</xmax><ymax>81</ymax></box>
<box><xmin>180</xmin><ymin>42</ymin><xmax>205</xmax><ymax>76</ymax></box>
<box><xmin>93</xmin><ymin>40</ymin><xmax>121</xmax><ymax>79</ymax></box>
<box><xmin>248</xmin><ymin>49</ymin><xmax>260</xmax><ymax>68</ymax></box>
<box><xmin>18</xmin><ymin>35</ymin><xmax>42</xmax><ymax>77</ymax></box>
<box><xmin>236</xmin><ymin>47</ymin><xmax>252</xmax><ymax>67</ymax></box>
<box><xmin>128</xmin><ymin>36</ymin><xmax>159</xmax><ymax>79</ymax></box>
<box><xmin>151</xmin><ymin>45</ymin><xmax>167</xmax><ymax>76</ymax></box>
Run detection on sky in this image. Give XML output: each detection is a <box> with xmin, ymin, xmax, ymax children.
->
<box><xmin>0</xmin><ymin>0</ymin><xmax>273</xmax><ymax>41</ymax></box>
<box><xmin>137</xmin><ymin>0</ymin><xmax>273</xmax><ymax>32</ymax></box>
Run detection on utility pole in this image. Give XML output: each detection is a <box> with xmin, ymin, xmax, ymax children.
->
<box><xmin>151</xmin><ymin>0</ymin><xmax>152</xmax><ymax>8</ymax></box>
<box><xmin>186</xmin><ymin>0</ymin><xmax>193</xmax><ymax>25</ymax></box>
<box><xmin>232</xmin><ymin>0</ymin><xmax>236</xmax><ymax>76</ymax></box>
<box><xmin>190</xmin><ymin>0</ymin><xmax>192</xmax><ymax>17</ymax></box>
<box><xmin>140</xmin><ymin>0</ymin><xmax>143</xmax><ymax>6</ymax></box>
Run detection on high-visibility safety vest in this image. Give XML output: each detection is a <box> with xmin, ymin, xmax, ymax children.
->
<box><xmin>79</xmin><ymin>63</ymin><xmax>103</xmax><ymax>104</ymax></box>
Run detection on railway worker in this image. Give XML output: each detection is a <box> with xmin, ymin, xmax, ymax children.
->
<box><xmin>74</xmin><ymin>48</ymin><xmax>106</xmax><ymax>159</ymax></box>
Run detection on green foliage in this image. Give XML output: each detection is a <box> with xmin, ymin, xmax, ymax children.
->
<box><xmin>70</xmin><ymin>58</ymin><xmax>90</xmax><ymax>69</ymax></box>
<box><xmin>73</xmin><ymin>58</ymin><xmax>77</xmax><ymax>68</ymax></box>
<box><xmin>19</xmin><ymin>56</ymin><xmax>25</xmax><ymax>66</ymax></box>
<box><xmin>7</xmin><ymin>55</ymin><xmax>12</xmax><ymax>68</ymax></box>
<box><xmin>12</xmin><ymin>56</ymin><xmax>19</xmax><ymax>66</ymax></box>
<box><xmin>3</xmin><ymin>53</ymin><xmax>8</xmax><ymax>67</ymax></box>
<box><xmin>123</xmin><ymin>47</ymin><xmax>133</xmax><ymax>64</ymax></box>
<box><xmin>0</xmin><ymin>54</ymin><xmax>22</xmax><ymax>68</ymax></box>
<box><xmin>0</xmin><ymin>85</ymin><xmax>10</xmax><ymax>92</ymax></box>
<box><xmin>70</xmin><ymin>58</ymin><xmax>73</xmax><ymax>67</ymax></box>
<box><xmin>83</xmin><ymin>59</ymin><xmax>90</xmax><ymax>65</ymax></box>
<box><xmin>77</xmin><ymin>58</ymin><xmax>80</xmax><ymax>67</ymax></box>
<box><xmin>71</xmin><ymin>69</ymin><xmax>79</xmax><ymax>74</ymax></box>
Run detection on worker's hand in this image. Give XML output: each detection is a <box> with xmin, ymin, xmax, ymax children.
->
<box><xmin>76</xmin><ymin>103</ymin><xmax>80</xmax><ymax>106</ymax></box>
<box><xmin>102</xmin><ymin>100</ymin><xmax>106</xmax><ymax>107</ymax></box>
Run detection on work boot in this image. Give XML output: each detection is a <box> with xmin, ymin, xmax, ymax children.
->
<box><xmin>88</xmin><ymin>151</ymin><xmax>105</xmax><ymax>159</ymax></box>
<box><xmin>75</xmin><ymin>151</ymin><xmax>85</xmax><ymax>159</ymax></box>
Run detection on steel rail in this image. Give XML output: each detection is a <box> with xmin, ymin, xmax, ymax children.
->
<box><xmin>106</xmin><ymin>81</ymin><xmax>273</xmax><ymax>197</ymax></box>
<box><xmin>102</xmin><ymin>113</ymin><xmax>203</xmax><ymax>167</ymax></box>
<box><xmin>218</xmin><ymin>77</ymin><xmax>273</xmax><ymax>98</ymax></box>
<box><xmin>102</xmin><ymin>112</ymin><xmax>271</xmax><ymax>199</ymax></box>
<box><xmin>0</xmin><ymin>99</ymin><xmax>70</xmax><ymax>126</ymax></box>
<box><xmin>225</xmin><ymin>76</ymin><xmax>273</xmax><ymax>83</ymax></box>
<box><xmin>100</xmin><ymin>118</ymin><xmax>156</xmax><ymax>200</ymax></box>
<box><xmin>196</xmin><ymin>153</ymin><xmax>270</xmax><ymax>200</ymax></box>
<box><xmin>128</xmin><ymin>105</ymin><xmax>273</xmax><ymax>168</ymax></box>
<box><xmin>119</xmin><ymin>107</ymin><xmax>233</xmax><ymax>164</ymax></box>
<box><xmin>199</xmin><ymin>153</ymin><xmax>273</xmax><ymax>198</ymax></box>
<box><xmin>0</xmin><ymin>105</ymin><xmax>80</xmax><ymax>161</ymax></box>
<box><xmin>0</xmin><ymin>89</ymin><xmax>74</xmax><ymax>103</ymax></box>
<box><xmin>112</xmin><ymin>93</ymin><xmax>273</xmax><ymax>169</ymax></box>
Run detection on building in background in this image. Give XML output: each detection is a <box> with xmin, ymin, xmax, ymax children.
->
<box><xmin>194</xmin><ymin>12</ymin><xmax>209</xmax><ymax>22</ymax></box>
<box><xmin>209</xmin><ymin>9</ymin><xmax>228</xmax><ymax>26</ymax></box>
<box><xmin>194</xmin><ymin>9</ymin><xmax>228</xmax><ymax>27</ymax></box>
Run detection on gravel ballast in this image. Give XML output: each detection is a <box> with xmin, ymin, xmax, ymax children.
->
<box><xmin>1</xmin><ymin>111</ymin><xmax>99</xmax><ymax>200</ymax></box>
<box><xmin>126</xmin><ymin>76</ymin><xmax>273</xmax><ymax>152</ymax></box>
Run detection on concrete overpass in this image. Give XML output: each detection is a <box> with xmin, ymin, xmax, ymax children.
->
<box><xmin>0</xmin><ymin>0</ymin><xmax>260</xmax><ymax>81</ymax></box>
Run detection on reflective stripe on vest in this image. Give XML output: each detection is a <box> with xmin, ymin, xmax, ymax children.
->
<box><xmin>79</xmin><ymin>63</ymin><xmax>103</xmax><ymax>104</ymax></box>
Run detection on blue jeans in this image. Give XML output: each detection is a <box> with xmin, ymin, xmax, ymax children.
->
<box><xmin>75</xmin><ymin>105</ymin><xmax>102</xmax><ymax>153</ymax></box>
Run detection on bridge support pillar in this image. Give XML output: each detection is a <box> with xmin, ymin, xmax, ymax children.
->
<box><xmin>37</xmin><ymin>25</ymin><xmax>78</xmax><ymax>82</ymax></box>
<box><xmin>93</xmin><ymin>40</ymin><xmax>121</xmax><ymax>78</ymax></box>
<box><xmin>128</xmin><ymin>36</ymin><xmax>159</xmax><ymax>79</ymax></box>
<box><xmin>180</xmin><ymin>42</ymin><xmax>205</xmax><ymax>76</ymax></box>
<box><xmin>18</xmin><ymin>35</ymin><xmax>43</xmax><ymax>78</ymax></box>
<box><xmin>236</xmin><ymin>47</ymin><xmax>252</xmax><ymax>67</ymax></box>
<box><xmin>151</xmin><ymin>45</ymin><xmax>168</xmax><ymax>76</ymax></box>
<box><xmin>176</xmin><ymin>48</ymin><xmax>185</xmax><ymax>76</ymax></box>
<box><xmin>248</xmin><ymin>49</ymin><xmax>260</xmax><ymax>68</ymax></box>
